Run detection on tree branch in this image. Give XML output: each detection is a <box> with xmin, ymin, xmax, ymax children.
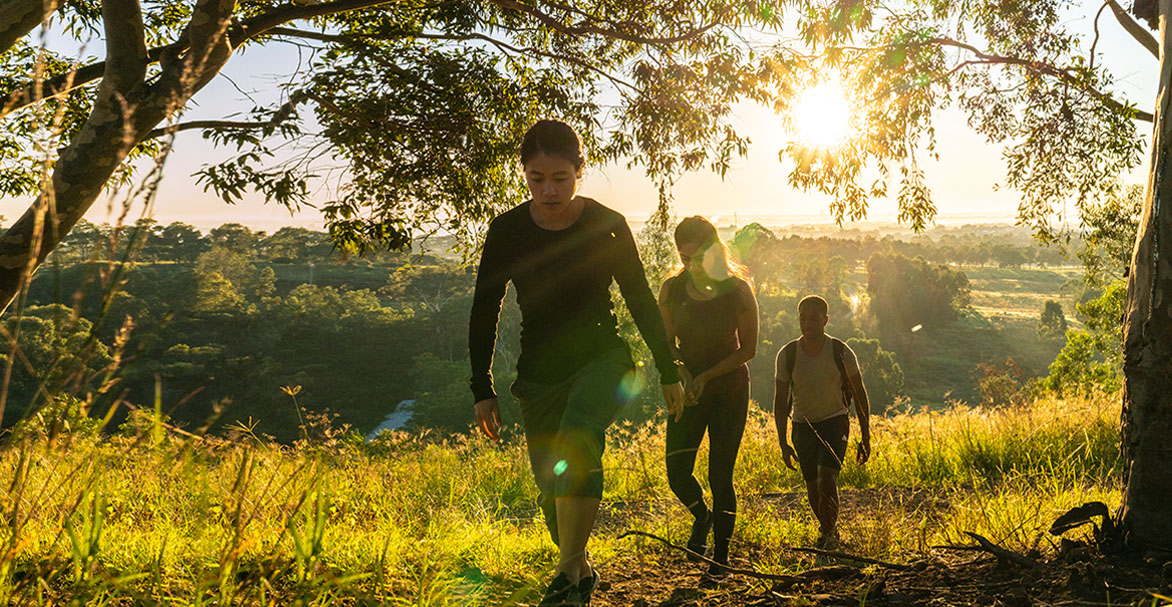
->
<box><xmin>618</xmin><ymin>530</ymin><xmax>858</xmax><ymax>584</ymax></box>
<box><xmin>268</xmin><ymin>27</ymin><xmax>640</xmax><ymax>92</ymax></box>
<box><xmin>928</xmin><ymin>36</ymin><xmax>1154</xmax><ymax>123</ymax></box>
<box><xmin>488</xmin><ymin>0</ymin><xmax>718</xmax><ymax>45</ymax></box>
<box><xmin>0</xmin><ymin>0</ymin><xmax>394</xmax><ymax>118</ymax></box>
<box><xmin>231</xmin><ymin>0</ymin><xmax>397</xmax><ymax>45</ymax></box>
<box><xmin>1106</xmin><ymin>0</ymin><xmax>1158</xmax><ymax>59</ymax></box>
<box><xmin>100</xmin><ymin>0</ymin><xmax>149</xmax><ymax>92</ymax></box>
<box><xmin>0</xmin><ymin>0</ymin><xmax>59</xmax><ymax>57</ymax></box>
<box><xmin>145</xmin><ymin>91</ymin><xmax>305</xmax><ymax>139</ymax></box>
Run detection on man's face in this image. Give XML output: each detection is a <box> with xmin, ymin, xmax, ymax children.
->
<box><xmin>798</xmin><ymin>305</ymin><xmax>828</xmax><ymax>338</ymax></box>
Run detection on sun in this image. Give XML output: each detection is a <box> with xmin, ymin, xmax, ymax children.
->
<box><xmin>791</xmin><ymin>80</ymin><xmax>852</xmax><ymax>148</ymax></box>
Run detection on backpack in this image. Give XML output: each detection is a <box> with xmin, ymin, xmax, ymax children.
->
<box><xmin>783</xmin><ymin>337</ymin><xmax>854</xmax><ymax>412</ymax></box>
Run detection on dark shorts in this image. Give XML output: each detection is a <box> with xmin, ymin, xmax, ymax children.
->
<box><xmin>791</xmin><ymin>414</ymin><xmax>849</xmax><ymax>482</ymax></box>
<box><xmin>511</xmin><ymin>347</ymin><xmax>635</xmax><ymax>544</ymax></box>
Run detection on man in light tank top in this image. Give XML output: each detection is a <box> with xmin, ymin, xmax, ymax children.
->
<box><xmin>773</xmin><ymin>295</ymin><xmax>872</xmax><ymax>548</ymax></box>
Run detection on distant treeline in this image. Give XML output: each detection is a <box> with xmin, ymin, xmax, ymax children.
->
<box><xmin>0</xmin><ymin>220</ymin><xmax>1079</xmax><ymax>441</ymax></box>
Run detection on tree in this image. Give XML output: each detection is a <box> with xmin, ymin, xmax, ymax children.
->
<box><xmin>0</xmin><ymin>1</ymin><xmax>792</xmax><ymax>311</ymax></box>
<box><xmin>1037</xmin><ymin>300</ymin><xmax>1068</xmax><ymax>342</ymax></box>
<box><xmin>151</xmin><ymin>222</ymin><xmax>208</xmax><ymax>262</ymax></box>
<box><xmin>864</xmin><ymin>252</ymin><xmax>970</xmax><ymax>349</ymax></box>
<box><xmin>844</xmin><ymin>337</ymin><xmax>904</xmax><ymax>415</ymax></box>
<box><xmin>776</xmin><ymin>0</ymin><xmax>1164</xmax><ymax>546</ymax></box>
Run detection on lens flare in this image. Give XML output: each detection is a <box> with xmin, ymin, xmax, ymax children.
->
<box><xmin>618</xmin><ymin>368</ymin><xmax>646</xmax><ymax>401</ymax></box>
<box><xmin>554</xmin><ymin>460</ymin><xmax>568</xmax><ymax>476</ymax></box>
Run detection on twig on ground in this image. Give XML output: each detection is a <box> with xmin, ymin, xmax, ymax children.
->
<box><xmin>618</xmin><ymin>530</ymin><xmax>857</xmax><ymax>585</ymax></box>
<box><xmin>789</xmin><ymin>546</ymin><xmax>911</xmax><ymax>570</ymax></box>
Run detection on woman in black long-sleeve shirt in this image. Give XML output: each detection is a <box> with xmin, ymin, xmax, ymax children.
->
<box><xmin>469</xmin><ymin>120</ymin><xmax>686</xmax><ymax>606</ymax></box>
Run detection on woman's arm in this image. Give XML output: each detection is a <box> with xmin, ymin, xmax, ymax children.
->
<box><xmin>688</xmin><ymin>280</ymin><xmax>759</xmax><ymax>397</ymax></box>
<box><xmin>658</xmin><ymin>277</ymin><xmax>693</xmax><ymax>395</ymax></box>
<box><xmin>468</xmin><ymin>219</ymin><xmax>510</xmax><ymax>404</ymax></box>
<box><xmin>657</xmin><ymin>277</ymin><xmax>686</xmax><ymax>363</ymax></box>
<box><xmin>612</xmin><ymin>218</ymin><xmax>680</xmax><ymax>385</ymax></box>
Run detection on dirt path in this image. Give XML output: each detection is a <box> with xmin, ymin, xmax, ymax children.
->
<box><xmin>588</xmin><ymin>542</ymin><xmax>1171</xmax><ymax>607</ymax></box>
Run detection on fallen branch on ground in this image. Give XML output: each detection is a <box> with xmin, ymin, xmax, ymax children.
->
<box><xmin>789</xmin><ymin>546</ymin><xmax>910</xmax><ymax>570</ymax></box>
<box><xmin>619</xmin><ymin>530</ymin><xmax>857</xmax><ymax>585</ymax></box>
<box><xmin>935</xmin><ymin>532</ymin><xmax>1041</xmax><ymax>568</ymax></box>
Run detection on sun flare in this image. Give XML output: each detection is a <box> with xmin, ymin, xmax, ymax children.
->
<box><xmin>791</xmin><ymin>80</ymin><xmax>852</xmax><ymax>148</ymax></box>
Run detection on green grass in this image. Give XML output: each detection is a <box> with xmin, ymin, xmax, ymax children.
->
<box><xmin>0</xmin><ymin>392</ymin><xmax>1121</xmax><ymax>604</ymax></box>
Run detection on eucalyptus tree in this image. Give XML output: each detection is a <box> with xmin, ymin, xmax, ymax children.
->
<box><xmin>778</xmin><ymin>0</ymin><xmax>1166</xmax><ymax>547</ymax></box>
<box><xmin>0</xmin><ymin>0</ymin><xmax>790</xmax><ymax>313</ymax></box>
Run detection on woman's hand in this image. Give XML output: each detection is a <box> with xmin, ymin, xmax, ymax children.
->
<box><xmin>662</xmin><ymin>381</ymin><xmax>686</xmax><ymax>422</ymax></box>
<box><xmin>687</xmin><ymin>372</ymin><xmax>709</xmax><ymax>405</ymax></box>
<box><xmin>474</xmin><ymin>398</ymin><xmax>502</xmax><ymax>441</ymax></box>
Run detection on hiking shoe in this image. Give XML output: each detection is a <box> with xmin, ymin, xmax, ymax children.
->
<box><xmin>686</xmin><ymin>510</ymin><xmax>712</xmax><ymax>561</ymax></box>
<box><xmin>538</xmin><ymin>572</ymin><xmax>581</xmax><ymax>607</ymax></box>
<box><xmin>577</xmin><ymin>568</ymin><xmax>600</xmax><ymax>606</ymax></box>
<box><xmin>703</xmin><ymin>560</ymin><xmax>731</xmax><ymax>581</ymax></box>
<box><xmin>815</xmin><ymin>531</ymin><xmax>841</xmax><ymax>550</ymax></box>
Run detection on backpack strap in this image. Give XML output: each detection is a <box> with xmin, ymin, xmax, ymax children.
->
<box><xmin>831</xmin><ymin>337</ymin><xmax>855</xmax><ymax>412</ymax></box>
<box><xmin>783</xmin><ymin>339</ymin><xmax>798</xmax><ymax>409</ymax></box>
<box><xmin>831</xmin><ymin>338</ymin><xmax>846</xmax><ymax>378</ymax></box>
<box><xmin>785</xmin><ymin>338</ymin><xmax>799</xmax><ymax>380</ymax></box>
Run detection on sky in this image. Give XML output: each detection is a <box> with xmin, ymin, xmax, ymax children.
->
<box><xmin>0</xmin><ymin>3</ymin><xmax>1160</xmax><ymax>233</ymax></box>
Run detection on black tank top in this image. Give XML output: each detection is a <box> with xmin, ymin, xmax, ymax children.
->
<box><xmin>666</xmin><ymin>274</ymin><xmax>746</xmax><ymax>376</ymax></box>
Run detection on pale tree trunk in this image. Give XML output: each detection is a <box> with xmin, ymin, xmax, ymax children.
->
<box><xmin>1121</xmin><ymin>0</ymin><xmax>1172</xmax><ymax>549</ymax></box>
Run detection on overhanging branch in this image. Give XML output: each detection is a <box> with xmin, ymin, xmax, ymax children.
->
<box><xmin>0</xmin><ymin>0</ymin><xmax>395</xmax><ymax>118</ymax></box>
<box><xmin>488</xmin><ymin>0</ymin><xmax>719</xmax><ymax>45</ymax></box>
<box><xmin>268</xmin><ymin>27</ymin><xmax>640</xmax><ymax>92</ymax></box>
<box><xmin>146</xmin><ymin>119</ymin><xmax>272</xmax><ymax>138</ymax></box>
<box><xmin>1105</xmin><ymin>0</ymin><xmax>1158</xmax><ymax>59</ymax></box>
<box><xmin>0</xmin><ymin>0</ymin><xmax>59</xmax><ymax>57</ymax></box>
<box><xmin>929</xmin><ymin>36</ymin><xmax>1154</xmax><ymax>123</ymax></box>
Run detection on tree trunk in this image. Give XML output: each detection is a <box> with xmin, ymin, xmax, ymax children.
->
<box><xmin>1120</xmin><ymin>0</ymin><xmax>1172</xmax><ymax>549</ymax></box>
<box><xmin>0</xmin><ymin>0</ymin><xmax>237</xmax><ymax>315</ymax></box>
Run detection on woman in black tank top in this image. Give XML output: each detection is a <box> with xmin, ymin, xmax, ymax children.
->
<box><xmin>657</xmin><ymin>216</ymin><xmax>758</xmax><ymax>576</ymax></box>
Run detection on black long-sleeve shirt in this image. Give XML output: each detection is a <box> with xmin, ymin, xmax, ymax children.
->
<box><xmin>468</xmin><ymin>198</ymin><xmax>680</xmax><ymax>403</ymax></box>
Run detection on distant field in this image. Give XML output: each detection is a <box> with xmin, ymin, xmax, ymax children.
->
<box><xmin>964</xmin><ymin>266</ymin><xmax>1082</xmax><ymax>326</ymax></box>
<box><xmin>839</xmin><ymin>265</ymin><xmax>1082</xmax><ymax>407</ymax></box>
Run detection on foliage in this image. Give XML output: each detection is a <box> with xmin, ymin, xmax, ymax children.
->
<box><xmin>406</xmin><ymin>352</ymin><xmax>477</xmax><ymax>432</ymax></box>
<box><xmin>781</xmin><ymin>0</ymin><xmax>1145</xmax><ymax>239</ymax></box>
<box><xmin>1039</xmin><ymin>186</ymin><xmax>1138</xmax><ymax>396</ymax></box>
<box><xmin>1037</xmin><ymin>300</ymin><xmax>1068</xmax><ymax>343</ymax></box>
<box><xmin>845</xmin><ymin>337</ymin><xmax>904</xmax><ymax>415</ymax></box>
<box><xmin>864</xmin><ymin>252</ymin><xmax>970</xmax><ymax>349</ymax></box>
<box><xmin>1037</xmin><ymin>330</ymin><xmax>1121</xmax><ymax>397</ymax></box>
<box><xmin>972</xmin><ymin>357</ymin><xmax>1029</xmax><ymax>409</ymax></box>
<box><xmin>0</xmin><ymin>304</ymin><xmax>113</xmax><ymax>423</ymax></box>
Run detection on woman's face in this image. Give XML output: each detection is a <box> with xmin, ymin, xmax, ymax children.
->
<box><xmin>524</xmin><ymin>152</ymin><xmax>580</xmax><ymax>214</ymax></box>
<box><xmin>677</xmin><ymin>242</ymin><xmax>710</xmax><ymax>280</ymax></box>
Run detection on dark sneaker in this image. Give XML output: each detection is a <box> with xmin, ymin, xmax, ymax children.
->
<box><xmin>686</xmin><ymin>510</ymin><xmax>712</xmax><ymax>561</ymax></box>
<box><xmin>703</xmin><ymin>560</ymin><xmax>731</xmax><ymax>581</ymax></box>
<box><xmin>815</xmin><ymin>531</ymin><xmax>840</xmax><ymax>550</ymax></box>
<box><xmin>577</xmin><ymin>568</ymin><xmax>600</xmax><ymax>606</ymax></box>
<box><xmin>538</xmin><ymin>572</ymin><xmax>581</xmax><ymax>607</ymax></box>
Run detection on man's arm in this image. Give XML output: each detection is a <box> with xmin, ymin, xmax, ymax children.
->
<box><xmin>774</xmin><ymin>378</ymin><xmax>797</xmax><ymax>470</ymax></box>
<box><xmin>848</xmin><ymin>373</ymin><xmax>871</xmax><ymax>463</ymax></box>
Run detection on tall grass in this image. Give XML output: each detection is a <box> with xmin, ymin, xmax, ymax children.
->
<box><xmin>0</xmin><ymin>392</ymin><xmax>1120</xmax><ymax>603</ymax></box>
